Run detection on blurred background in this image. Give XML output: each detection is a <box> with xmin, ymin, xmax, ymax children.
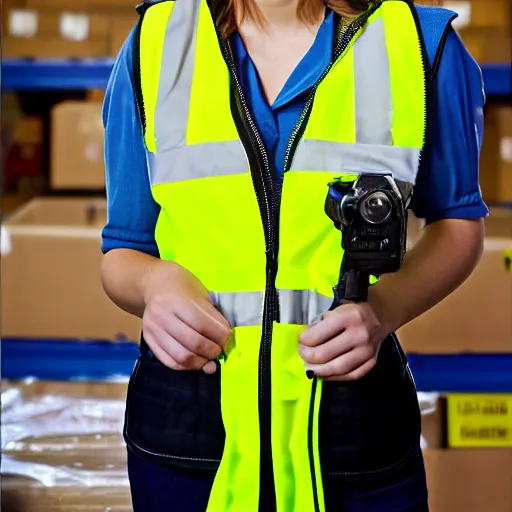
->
<box><xmin>0</xmin><ymin>0</ymin><xmax>511</xmax><ymax>511</ymax></box>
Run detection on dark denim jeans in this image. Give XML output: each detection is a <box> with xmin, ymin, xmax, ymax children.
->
<box><xmin>128</xmin><ymin>447</ymin><xmax>429</xmax><ymax>511</ymax></box>
<box><xmin>125</xmin><ymin>335</ymin><xmax>427</xmax><ymax>510</ymax></box>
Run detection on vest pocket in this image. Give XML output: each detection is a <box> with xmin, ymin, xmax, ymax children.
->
<box><xmin>319</xmin><ymin>334</ymin><xmax>421</xmax><ymax>479</ymax></box>
<box><xmin>124</xmin><ymin>349</ymin><xmax>224</xmax><ymax>471</ymax></box>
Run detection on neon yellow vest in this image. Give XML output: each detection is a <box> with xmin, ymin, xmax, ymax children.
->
<box><xmin>138</xmin><ymin>1</ymin><xmax>426</xmax><ymax>510</ymax></box>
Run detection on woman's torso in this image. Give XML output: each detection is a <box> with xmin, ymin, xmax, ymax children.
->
<box><xmin>124</xmin><ymin>5</ymin><xmax>432</xmax><ymax>482</ymax></box>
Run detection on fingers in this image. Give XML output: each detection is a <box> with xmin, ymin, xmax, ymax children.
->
<box><xmin>299</xmin><ymin>305</ymin><xmax>362</xmax><ymax>347</ymax></box>
<box><xmin>143</xmin><ymin>322</ymin><xmax>211</xmax><ymax>372</ymax></box>
<box><xmin>166</xmin><ymin>317</ymin><xmax>223</xmax><ymax>361</ymax></box>
<box><xmin>325</xmin><ymin>357</ymin><xmax>377</xmax><ymax>382</ymax></box>
<box><xmin>299</xmin><ymin>326</ymin><xmax>368</xmax><ymax>365</ymax></box>
<box><xmin>306</xmin><ymin>346</ymin><xmax>377</xmax><ymax>381</ymax></box>
<box><xmin>299</xmin><ymin>332</ymin><xmax>351</xmax><ymax>366</ymax></box>
<box><xmin>176</xmin><ymin>298</ymin><xmax>232</xmax><ymax>347</ymax></box>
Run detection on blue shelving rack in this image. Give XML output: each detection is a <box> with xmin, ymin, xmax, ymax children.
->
<box><xmin>2</xmin><ymin>59</ymin><xmax>511</xmax><ymax>96</ymax></box>
<box><xmin>481</xmin><ymin>64</ymin><xmax>512</xmax><ymax>97</ymax></box>
<box><xmin>2</xmin><ymin>59</ymin><xmax>115</xmax><ymax>91</ymax></box>
<box><xmin>2</xmin><ymin>338</ymin><xmax>512</xmax><ymax>393</ymax></box>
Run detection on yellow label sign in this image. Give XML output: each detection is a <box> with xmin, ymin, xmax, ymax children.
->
<box><xmin>447</xmin><ymin>394</ymin><xmax>512</xmax><ymax>447</ymax></box>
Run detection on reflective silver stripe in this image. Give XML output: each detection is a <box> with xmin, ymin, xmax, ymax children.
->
<box><xmin>291</xmin><ymin>139</ymin><xmax>420</xmax><ymax>184</ymax></box>
<box><xmin>209</xmin><ymin>290</ymin><xmax>333</xmax><ymax>327</ymax></box>
<box><xmin>148</xmin><ymin>141</ymin><xmax>248</xmax><ymax>185</ymax></box>
<box><xmin>354</xmin><ymin>17</ymin><xmax>392</xmax><ymax>145</ymax></box>
<box><xmin>154</xmin><ymin>0</ymin><xmax>200</xmax><ymax>152</ymax></box>
<box><xmin>149</xmin><ymin>0</ymin><xmax>249</xmax><ymax>186</ymax></box>
<box><xmin>149</xmin><ymin>140</ymin><xmax>419</xmax><ymax>185</ymax></box>
<box><xmin>278</xmin><ymin>289</ymin><xmax>333</xmax><ymax>326</ymax></box>
<box><xmin>210</xmin><ymin>291</ymin><xmax>264</xmax><ymax>328</ymax></box>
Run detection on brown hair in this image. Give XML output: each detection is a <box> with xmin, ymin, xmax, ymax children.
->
<box><xmin>210</xmin><ymin>0</ymin><xmax>375</xmax><ymax>39</ymax></box>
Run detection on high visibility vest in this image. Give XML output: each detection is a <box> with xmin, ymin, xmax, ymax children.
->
<box><xmin>136</xmin><ymin>0</ymin><xmax>426</xmax><ymax>510</ymax></box>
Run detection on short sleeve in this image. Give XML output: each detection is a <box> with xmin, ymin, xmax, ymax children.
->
<box><xmin>410</xmin><ymin>28</ymin><xmax>489</xmax><ymax>224</ymax></box>
<box><xmin>101</xmin><ymin>25</ymin><xmax>160</xmax><ymax>256</ymax></box>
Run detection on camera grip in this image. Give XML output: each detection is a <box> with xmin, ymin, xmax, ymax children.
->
<box><xmin>332</xmin><ymin>269</ymin><xmax>370</xmax><ymax>307</ymax></box>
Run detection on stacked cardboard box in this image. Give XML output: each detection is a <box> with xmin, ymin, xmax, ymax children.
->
<box><xmin>398</xmin><ymin>236</ymin><xmax>512</xmax><ymax>354</ymax></box>
<box><xmin>416</xmin><ymin>390</ymin><xmax>512</xmax><ymax>511</ymax></box>
<box><xmin>3</xmin><ymin>0</ymin><xmax>138</xmax><ymax>58</ymax></box>
<box><xmin>50</xmin><ymin>101</ymin><xmax>106</xmax><ymax>190</ymax></box>
<box><xmin>402</xmin><ymin>184</ymin><xmax>512</xmax><ymax>510</ymax></box>
<box><xmin>402</xmin><ymin>212</ymin><xmax>512</xmax><ymax>511</ymax></box>
<box><xmin>481</xmin><ymin>107</ymin><xmax>512</xmax><ymax>204</ymax></box>
<box><xmin>1</xmin><ymin>197</ymin><xmax>141</xmax><ymax>341</ymax></box>
<box><xmin>425</xmin><ymin>449</ymin><xmax>512</xmax><ymax>512</ymax></box>
<box><xmin>418</xmin><ymin>385</ymin><xmax>512</xmax><ymax>511</ymax></box>
<box><xmin>444</xmin><ymin>0</ymin><xmax>512</xmax><ymax>64</ymax></box>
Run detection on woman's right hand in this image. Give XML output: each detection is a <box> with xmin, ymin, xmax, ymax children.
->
<box><xmin>142</xmin><ymin>264</ymin><xmax>232</xmax><ymax>375</ymax></box>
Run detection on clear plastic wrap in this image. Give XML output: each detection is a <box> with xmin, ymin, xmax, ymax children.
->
<box><xmin>1</xmin><ymin>379</ymin><xmax>443</xmax><ymax>511</ymax></box>
<box><xmin>1</xmin><ymin>379</ymin><xmax>132</xmax><ymax>512</ymax></box>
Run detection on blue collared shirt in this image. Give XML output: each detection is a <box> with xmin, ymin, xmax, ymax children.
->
<box><xmin>101</xmin><ymin>6</ymin><xmax>488</xmax><ymax>256</ymax></box>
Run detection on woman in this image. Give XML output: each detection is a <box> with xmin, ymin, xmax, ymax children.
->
<box><xmin>101</xmin><ymin>0</ymin><xmax>487</xmax><ymax>510</ymax></box>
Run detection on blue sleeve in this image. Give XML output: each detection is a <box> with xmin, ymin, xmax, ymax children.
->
<box><xmin>410</xmin><ymin>28</ymin><xmax>489</xmax><ymax>224</ymax></box>
<box><xmin>101</xmin><ymin>26</ymin><xmax>160</xmax><ymax>256</ymax></box>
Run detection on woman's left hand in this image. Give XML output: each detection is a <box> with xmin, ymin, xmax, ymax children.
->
<box><xmin>298</xmin><ymin>303</ymin><xmax>385</xmax><ymax>381</ymax></box>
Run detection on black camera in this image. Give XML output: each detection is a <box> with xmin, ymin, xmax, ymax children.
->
<box><xmin>325</xmin><ymin>173</ymin><xmax>412</xmax><ymax>303</ymax></box>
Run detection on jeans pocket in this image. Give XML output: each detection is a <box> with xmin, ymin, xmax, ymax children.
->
<box><xmin>124</xmin><ymin>351</ymin><xmax>225</xmax><ymax>471</ymax></box>
<box><xmin>319</xmin><ymin>335</ymin><xmax>421</xmax><ymax>478</ymax></box>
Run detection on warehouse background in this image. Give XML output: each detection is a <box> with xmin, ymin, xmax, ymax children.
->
<box><xmin>1</xmin><ymin>0</ymin><xmax>511</xmax><ymax>511</ymax></box>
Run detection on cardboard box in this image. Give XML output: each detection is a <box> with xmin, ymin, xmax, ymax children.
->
<box><xmin>3</xmin><ymin>9</ymin><xmax>110</xmax><ymax>58</ymax></box>
<box><xmin>2</xmin><ymin>194</ymin><xmax>33</xmax><ymax>218</ymax></box>
<box><xmin>480</xmin><ymin>107</ymin><xmax>512</xmax><ymax>204</ymax></box>
<box><xmin>1</xmin><ymin>481</ymin><xmax>132</xmax><ymax>512</ymax></box>
<box><xmin>443</xmin><ymin>0</ymin><xmax>512</xmax><ymax>29</ymax></box>
<box><xmin>398</xmin><ymin>238</ymin><xmax>512</xmax><ymax>353</ymax></box>
<box><xmin>424</xmin><ymin>449</ymin><xmax>512</xmax><ymax>512</ymax></box>
<box><xmin>1</xmin><ymin>197</ymin><xmax>141</xmax><ymax>341</ymax></box>
<box><xmin>50</xmin><ymin>101</ymin><xmax>105</xmax><ymax>190</ymax></box>
<box><xmin>486</xmin><ymin>207</ymin><xmax>512</xmax><ymax>238</ymax></box>
<box><xmin>26</xmin><ymin>0</ymin><xmax>136</xmax><ymax>10</ymax></box>
<box><xmin>459</xmin><ymin>28</ymin><xmax>512</xmax><ymax>63</ymax></box>
<box><xmin>2</xmin><ymin>379</ymin><xmax>128</xmax><ymax>400</ymax></box>
<box><xmin>4</xmin><ymin>36</ymin><xmax>109</xmax><ymax>58</ymax></box>
<box><xmin>2</xmin><ymin>0</ymin><xmax>28</xmax><ymax>7</ymax></box>
<box><xmin>110</xmin><ymin>13</ymin><xmax>138</xmax><ymax>56</ymax></box>
<box><xmin>4</xmin><ymin>9</ymin><xmax>110</xmax><ymax>38</ymax></box>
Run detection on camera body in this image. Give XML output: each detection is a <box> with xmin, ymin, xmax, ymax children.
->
<box><xmin>325</xmin><ymin>173</ymin><xmax>411</xmax><ymax>278</ymax></box>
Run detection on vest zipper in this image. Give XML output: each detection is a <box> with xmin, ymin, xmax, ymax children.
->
<box><xmin>218</xmin><ymin>39</ymin><xmax>280</xmax><ymax>512</ymax></box>
<box><xmin>133</xmin><ymin>12</ymin><xmax>147</xmax><ymax>134</ymax></box>
<box><xmin>217</xmin><ymin>4</ymin><xmax>380</xmax><ymax>510</ymax></box>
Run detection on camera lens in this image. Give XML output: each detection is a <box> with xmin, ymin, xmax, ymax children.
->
<box><xmin>359</xmin><ymin>191</ymin><xmax>393</xmax><ymax>225</ymax></box>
